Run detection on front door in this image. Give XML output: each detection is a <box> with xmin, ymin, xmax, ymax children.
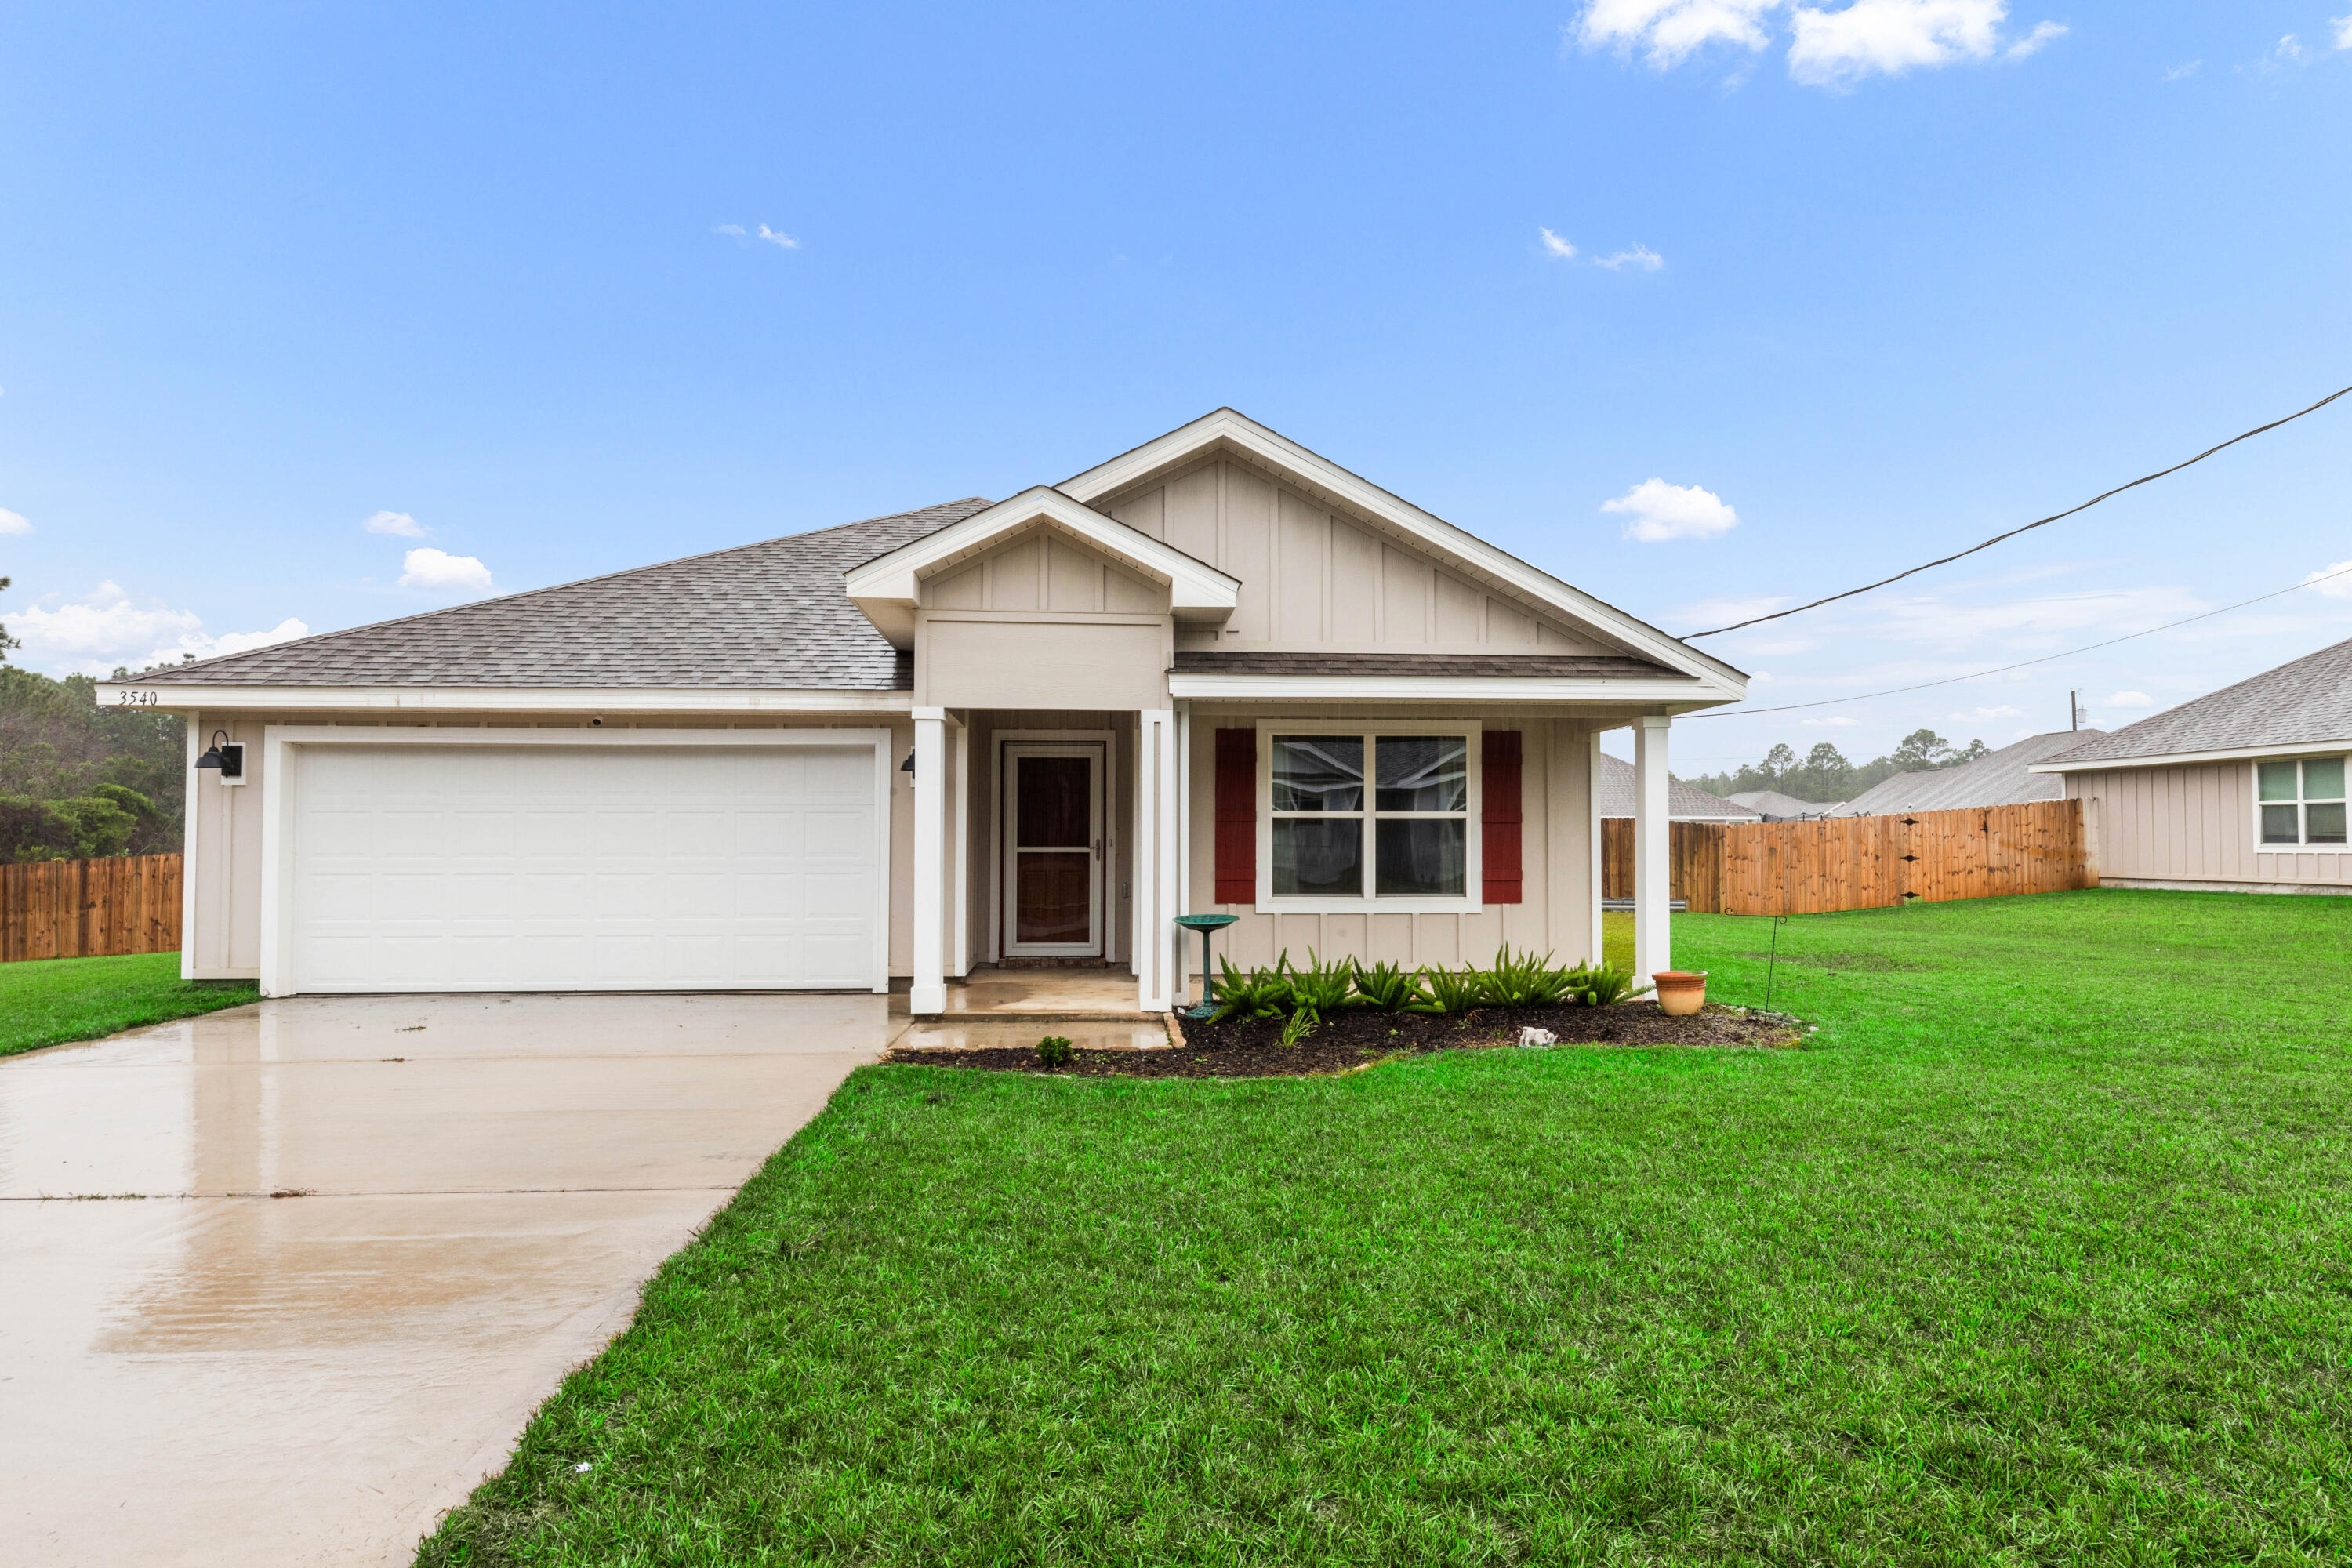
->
<box><xmin>1002</xmin><ymin>742</ymin><xmax>1104</xmax><ymax>958</ymax></box>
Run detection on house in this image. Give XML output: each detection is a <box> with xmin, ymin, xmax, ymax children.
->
<box><xmin>2031</xmin><ymin>637</ymin><xmax>2352</xmax><ymax>895</ymax></box>
<box><xmin>1725</xmin><ymin>788</ymin><xmax>1838</xmax><ymax>821</ymax></box>
<box><xmin>93</xmin><ymin>409</ymin><xmax>1748</xmax><ymax>1009</ymax></box>
<box><xmin>1831</xmin><ymin>730</ymin><xmax>2103</xmax><ymax>817</ymax></box>
<box><xmin>1595</xmin><ymin>754</ymin><xmax>1759</xmax><ymax>822</ymax></box>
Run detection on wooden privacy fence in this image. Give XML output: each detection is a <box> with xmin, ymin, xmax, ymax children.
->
<box><xmin>1603</xmin><ymin>800</ymin><xmax>2087</xmax><ymax>916</ymax></box>
<box><xmin>1</xmin><ymin>854</ymin><xmax>183</xmax><ymax>963</ymax></box>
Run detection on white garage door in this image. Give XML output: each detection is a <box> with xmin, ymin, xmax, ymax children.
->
<box><xmin>287</xmin><ymin>742</ymin><xmax>882</xmax><ymax>993</ymax></box>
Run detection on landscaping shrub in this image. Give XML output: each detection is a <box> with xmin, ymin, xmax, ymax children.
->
<box><xmin>1276</xmin><ymin>1011</ymin><xmax>1312</xmax><ymax>1049</ymax></box>
<box><xmin>1350</xmin><ymin>958</ymin><xmax>1434</xmax><ymax>1013</ymax></box>
<box><xmin>1419</xmin><ymin>964</ymin><xmax>1489</xmax><ymax>1015</ymax></box>
<box><xmin>1573</xmin><ymin>963</ymin><xmax>1650</xmax><ymax>1007</ymax></box>
<box><xmin>1285</xmin><ymin>949</ymin><xmax>1359</xmax><ymax>1022</ymax></box>
<box><xmin>1033</xmin><ymin>1035</ymin><xmax>1073</xmax><ymax>1069</ymax></box>
<box><xmin>1209</xmin><ymin>956</ymin><xmax>1292</xmax><ymax>1022</ymax></box>
<box><xmin>1483</xmin><ymin>944</ymin><xmax>1580</xmax><ymax>1007</ymax></box>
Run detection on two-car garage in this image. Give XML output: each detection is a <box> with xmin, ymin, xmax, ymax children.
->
<box><xmin>267</xmin><ymin>730</ymin><xmax>893</xmax><ymax>995</ymax></box>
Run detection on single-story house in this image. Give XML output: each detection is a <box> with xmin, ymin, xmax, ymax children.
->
<box><xmin>1724</xmin><ymin>788</ymin><xmax>1838</xmax><ymax>821</ymax></box>
<box><xmin>94</xmin><ymin>409</ymin><xmax>1748</xmax><ymax>1009</ymax></box>
<box><xmin>1595</xmin><ymin>754</ymin><xmax>1759</xmax><ymax>822</ymax></box>
<box><xmin>1831</xmin><ymin>730</ymin><xmax>2104</xmax><ymax>817</ymax></box>
<box><xmin>2032</xmin><ymin>637</ymin><xmax>2352</xmax><ymax>895</ymax></box>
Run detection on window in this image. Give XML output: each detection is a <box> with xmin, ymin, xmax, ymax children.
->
<box><xmin>2258</xmin><ymin>757</ymin><xmax>2347</xmax><ymax>847</ymax></box>
<box><xmin>1268</xmin><ymin>731</ymin><xmax>1471</xmax><ymax>900</ymax></box>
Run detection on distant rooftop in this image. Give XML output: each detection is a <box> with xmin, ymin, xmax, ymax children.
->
<box><xmin>2041</xmin><ymin>636</ymin><xmax>2352</xmax><ymax>767</ymax></box>
<box><xmin>1595</xmin><ymin>755</ymin><xmax>1759</xmax><ymax>820</ymax></box>
<box><xmin>1834</xmin><ymin>730</ymin><xmax>2102</xmax><ymax>816</ymax></box>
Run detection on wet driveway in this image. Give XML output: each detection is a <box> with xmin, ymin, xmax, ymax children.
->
<box><xmin>0</xmin><ymin>993</ymin><xmax>890</xmax><ymax>1567</ymax></box>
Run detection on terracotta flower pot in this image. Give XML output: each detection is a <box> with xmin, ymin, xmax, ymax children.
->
<box><xmin>1653</xmin><ymin>970</ymin><xmax>1708</xmax><ymax>1017</ymax></box>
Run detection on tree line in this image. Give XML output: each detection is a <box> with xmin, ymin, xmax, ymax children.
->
<box><xmin>1682</xmin><ymin>728</ymin><xmax>1993</xmax><ymax>807</ymax></box>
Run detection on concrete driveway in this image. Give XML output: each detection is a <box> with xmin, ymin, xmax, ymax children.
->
<box><xmin>0</xmin><ymin>993</ymin><xmax>891</xmax><ymax>1567</ymax></box>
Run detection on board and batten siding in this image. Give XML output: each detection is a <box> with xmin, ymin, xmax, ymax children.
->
<box><xmin>2069</xmin><ymin>762</ymin><xmax>2352</xmax><ymax>891</ymax></box>
<box><xmin>920</xmin><ymin>529</ymin><xmax>1170</xmax><ymax>616</ymax></box>
<box><xmin>1181</xmin><ymin>712</ymin><xmax>1597</xmax><ymax>975</ymax></box>
<box><xmin>1104</xmin><ymin>457</ymin><xmax>1613</xmax><ymax>654</ymax></box>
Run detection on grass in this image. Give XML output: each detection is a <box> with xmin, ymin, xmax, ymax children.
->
<box><xmin>0</xmin><ymin>950</ymin><xmax>257</xmax><ymax>1058</ymax></box>
<box><xmin>419</xmin><ymin>890</ymin><xmax>2352</xmax><ymax>1566</ymax></box>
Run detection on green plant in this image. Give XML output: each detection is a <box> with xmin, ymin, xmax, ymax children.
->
<box><xmin>1286</xmin><ymin>949</ymin><xmax>1359</xmax><ymax>1022</ymax></box>
<box><xmin>1351</xmin><ymin>959</ymin><xmax>1435</xmax><ymax>1013</ymax></box>
<box><xmin>1210</xmin><ymin>955</ymin><xmax>1294</xmax><ymax>1022</ymax></box>
<box><xmin>1419</xmin><ymin>964</ymin><xmax>1490</xmax><ymax>1015</ymax></box>
<box><xmin>1034</xmin><ymin>1035</ymin><xmax>1074</xmax><ymax>1068</ymax></box>
<box><xmin>1483</xmin><ymin>944</ymin><xmax>1579</xmax><ymax>1007</ymax></box>
<box><xmin>1574</xmin><ymin>964</ymin><xmax>1652</xmax><ymax>1007</ymax></box>
<box><xmin>1276</xmin><ymin>1011</ymin><xmax>1312</xmax><ymax>1049</ymax></box>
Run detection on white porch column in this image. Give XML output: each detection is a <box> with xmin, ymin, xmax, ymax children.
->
<box><xmin>950</xmin><ymin>720</ymin><xmax>970</xmax><ymax>977</ymax></box>
<box><xmin>1633</xmin><ymin>713</ymin><xmax>1671</xmax><ymax>988</ymax></box>
<box><xmin>1586</xmin><ymin>728</ymin><xmax>1604</xmax><ymax>968</ymax></box>
<box><xmin>1134</xmin><ymin>708</ymin><xmax>1180</xmax><ymax>1013</ymax></box>
<box><xmin>911</xmin><ymin>709</ymin><xmax>946</xmax><ymax>1015</ymax></box>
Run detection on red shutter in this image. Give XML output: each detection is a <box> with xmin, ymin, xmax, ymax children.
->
<box><xmin>1482</xmin><ymin>730</ymin><xmax>1523</xmax><ymax>904</ymax></box>
<box><xmin>1214</xmin><ymin>728</ymin><xmax>1257</xmax><ymax>904</ymax></box>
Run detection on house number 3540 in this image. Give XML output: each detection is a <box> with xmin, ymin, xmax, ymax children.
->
<box><xmin>114</xmin><ymin>690</ymin><xmax>159</xmax><ymax>706</ymax></box>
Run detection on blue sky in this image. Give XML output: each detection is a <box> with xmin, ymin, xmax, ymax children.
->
<box><xmin>3</xmin><ymin>2</ymin><xmax>2347</xmax><ymax>775</ymax></box>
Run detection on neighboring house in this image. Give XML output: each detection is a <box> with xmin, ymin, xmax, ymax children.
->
<box><xmin>1595</xmin><ymin>754</ymin><xmax>1759</xmax><ymax>822</ymax></box>
<box><xmin>1725</xmin><ymin>789</ymin><xmax>1840</xmax><ymax>821</ymax></box>
<box><xmin>93</xmin><ymin>410</ymin><xmax>1746</xmax><ymax>1008</ymax></box>
<box><xmin>2032</xmin><ymin>637</ymin><xmax>2352</xmax><ymax>895</ymax></box>
<box><xmin>1831</xmin><ymin>730</ymin><xmax>2104</xmax><ymax>817</ymax></box>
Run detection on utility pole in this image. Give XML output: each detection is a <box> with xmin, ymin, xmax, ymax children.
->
<box><xmin>2069</xmin><ymin>691</ymin><xmax>2083</xmax><ymax>731</ymax></box>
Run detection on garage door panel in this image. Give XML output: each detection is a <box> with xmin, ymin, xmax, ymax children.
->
<box><xmin>288</xmin><ymin>743</ymin><xmax>880</xmax><ymax>993</ymax></box>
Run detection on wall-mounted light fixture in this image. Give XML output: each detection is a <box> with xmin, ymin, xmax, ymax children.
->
<box><xmin>899</xmin><ymin>750</ymin><xmax>916</xmax><ymax>779</ymax></box>
<box><xmin>194</xmin><ymin>729</ymin><xmax>247</xmax><ymax>786</ymax></box>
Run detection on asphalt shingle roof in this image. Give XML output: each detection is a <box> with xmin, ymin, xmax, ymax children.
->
<box><xmin>1592</xmin><ymin>753</ymin><xmax>1759</xmax><ymax>820</ymax></box>
<box><xmin>1831</xmin><ymin>730</ymin><xmax>2100</xmax><ymax>815</ymax></box>
<box><xmin>2043</xmin><ymin>636</ymin><xmax>2352</xmax><ymax>766</ymax></box>
<box><xmin>140</xmin><ymin>499</ymin><xmax>996</xmax><ymax>689</ymax></box>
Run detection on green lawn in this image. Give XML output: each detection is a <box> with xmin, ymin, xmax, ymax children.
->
<box><xmin>419</xmin><ymin>890</ymin><xmax>2352</xmax><ymax>1566</ymax></box>
<box><xmin>0</xmin><ymin>950</ymin><xmax>257</xmax><ymax>1058</ymax></box>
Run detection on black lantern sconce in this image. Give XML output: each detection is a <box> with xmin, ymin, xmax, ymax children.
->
<box><xmin>194</xmin><ymin>729</ymin><xmax>247</xmax><ymax>785</ymax></box>
<box><xmin>899</xmin><ymin>750</ymin><xmax>916</xmax><ymax>779</ymax></box>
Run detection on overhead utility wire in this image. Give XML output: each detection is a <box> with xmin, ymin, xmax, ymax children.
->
<box><xmin>1684</xmin><ymin>383</ymin><xmax>2352</xmax><ymax>639</ymax></box>
<box><xmin>1682</xmin><ymin>561</ymin><xmax>2352</xmax><ymax>720</ymax></box>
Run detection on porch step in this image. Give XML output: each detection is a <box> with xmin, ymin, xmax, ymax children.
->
<box><xmin>893</xmin><ymin>1018</ymin><xmax>1173</xmax><ymax>1051</ymax></box>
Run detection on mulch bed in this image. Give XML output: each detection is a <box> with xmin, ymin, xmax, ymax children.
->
<box><xmin>886</xmin><ymin>1001</ymin><xmax>1808</xmax><ymax>1080</ymax></box>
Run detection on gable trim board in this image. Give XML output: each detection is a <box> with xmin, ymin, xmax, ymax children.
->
<box><xmin>2033</xmin><ymin>736</ymin><xmax>2352</xmax><ymax>773</ymax></box>
<box><xmin>93</xmin><ymin>684</ymin><xmax>916</xmax><ymax>714</ymax></box>
<box><xmin>1061</xmin><ymin>408</ymin><xmax>1746</xmax><ymax>694</ymax></box>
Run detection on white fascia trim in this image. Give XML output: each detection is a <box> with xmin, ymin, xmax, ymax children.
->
<box><xmin>1060</xmin><ymin>409</ymin><xmax>1747</xmax><ymax>691</ymax></box>
<box><xmin>844</xmin><ymin>485</ymin><xmax>1240</xmax><ymax>625</ymax></box>
<box><xmin>93</xmin><ymin>683</ymin><xmax>912</xmax><ymax>714</ymax></box>
<box><xmin>2031</xmin><ymin>737</ymin><xmax>2352</xmax><ymax>773</ymax></box>
<box><xmin>262</xmin><ymin>725</ymin><xmax>895</xmax><ymax>748</ymax></box>
<box><xmin>1167</xmin><ymin>673</ymin><xmax>1737</xmax><ymax>705</ymax></box>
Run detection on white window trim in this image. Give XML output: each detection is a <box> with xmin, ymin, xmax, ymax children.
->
<box><xmin>2251</xmin><ymin>755</ymin><xmax>2350</xmax><ymax>853</ymax></box>
<box><xmin>1253</xmin><ymin>717</ymin><xmax>1483</xmax><ymax>915</ymax></box>
<box><xmin>256</xmin><ymin>724</ymin><xmax>897</xmax><ymax>999</ymax></box>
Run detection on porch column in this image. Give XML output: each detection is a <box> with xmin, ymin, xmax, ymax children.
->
<box><xmin>1134</xmin><ymin>708</ymin><xmax>1179</xmax><ymax>1013</ymax></box>
<box><xmin>1632</xmin><ymin>713</ymin><xmax>1671</xmax><ymax>988</ymax></box>
<box><xmin>911</xmin><ymin>708</ymin><xmax>946</xmax><ymax>1015</ymax></box>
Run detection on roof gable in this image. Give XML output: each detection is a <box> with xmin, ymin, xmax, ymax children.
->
<box><xmin>2039</xmin><ymin>637</ymin><xmax>2352</xmax><ymax>768</ymax></box>
<box><xmin>1062</xmin><ymin>408</ymin><xmax>1746</xmax><ymax>694</ymax></box>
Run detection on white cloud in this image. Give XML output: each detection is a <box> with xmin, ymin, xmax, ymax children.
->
<box><xmin>2302</xmin><ymin>560</ymin><xmax>2352</xmax><ymax>599</ymax></box>
<box><xmin>1604</xmin><ymin>478</ymin><xmax>1740</xmax><ymax>542</ymax></box>
<box><xmin>1573</xmin><ymin>0</ymin><xmax>1780</xmax><ymax>67</ymax></box>
<box><xmin>0</xmin><ymin>507</ymin><xmax>31</xmax><ymax>535</ymax></box>
<box><xmin>1802</xmin><ymin>715</ymin><xmax>1860</xmax><ymax>726</ymax></box>
<box><xmin>1540</xmin><ymin>227</ymin><xmax>1579</xmax><ymax>259</ymax></box>
<box><xmin>2005</xmin><ymin>20</ymin><xmax>2065</xmax><ymax>58</ymax></box>
<box><xmin>2275</xmin><ymin>34</ymin><xmax>2307</xmax><ymax>64</ymax></box>
<box><xmin>362</xmin><ymin>509</ymin><xmax>427</xmax><ymax>537</ymax></box>
<box><xmin>2161</xmin><ymin>60</ymin><xmax>2201</xmax><ymax>81</ymax></box>
<box><xmin>1595</xmin><ymin>244</ymin><xmax>1665</xmax><ymax>271</ymax></box>
<box><xmin>2105</xmin><ymin>691</ymin><xmax>2155</xmax><ymax>709</ymax></box>
<box><xmin>1951</xmin><ymin>704</ymin><xmax>2024</xmax><ymax>720</ymax></box>
<box><xmin>1788</xmin><ymin>1</ymin><xmax>2006</xmax><ymax>87</ymax></box>
<box><xmin>397</xmin><ymin>547</ymin><xmax>495</xmax><ymax>594</ymax></box>
<box><xmin>10</xmin><ymin>583</ymin><xmax>309</xmax><ymax>676</ymax></box>
<box><xmin>718</xmin><ymin>223</ymin><xmax>799</xmax><ymax>249</ymax></box>
<box><xmin>2335</xmin><ymin>13</ymin><xmax>2352</xmax><ymax>50</ymax></box>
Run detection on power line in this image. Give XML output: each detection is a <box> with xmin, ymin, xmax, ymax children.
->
<box><xmin>1684</xmin><ymin>382</ymin><xmax>2352</xmax><ymax>639</ymax></box>
<box><xmin>1682</xmin><ymin>561</ymin><xmax>2352</xmax><ymax>720</ymax></box>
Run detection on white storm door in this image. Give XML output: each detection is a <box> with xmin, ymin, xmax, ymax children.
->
<box><xmin>1001</xmin><ymin>742</ymin><xmax>1103</xmax><ymax>957</ymax></box>
<box><xmin>287</xmin><ymin>742</ymin><xmax>880</xmax><ymax>992</ymax></box>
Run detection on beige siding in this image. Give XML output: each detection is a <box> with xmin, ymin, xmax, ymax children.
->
<box><xmin>179</xmin><ymin>710</ymin><xmax>915</xmax><ymax>982</ymax></box>
<box><xmin>1181</xmin><ymin>710</ymin><xmax>1597</xmax><ymax>978</ymax></box>
<box><xmin>2071</xmin><ymin>761</ymin><xmax>2352</xmax><ymax>890</ymax></box>
<box><xmin>920</xmin><ymin>619</ymin><xmax>1170</xmax><ymax>710</ymax></box>
<box><xmin>920</xmin><ymin>528</ymin><xmax>1169</xmax><ymax>615</ymax></box>
<box><xmin>1103</xmin><ymin>456</ymin><xmax>1615</xmax><ymax>655</ymax></box>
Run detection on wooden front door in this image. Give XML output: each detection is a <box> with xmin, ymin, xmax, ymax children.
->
<box><xmin>1003</xmin><ymin>743</ymin><xmax>1103</xmax><ymax>957</ymax></box>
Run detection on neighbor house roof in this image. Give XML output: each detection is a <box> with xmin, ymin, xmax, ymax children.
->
<box><xmin>2035</xmin><ymin>636</ymin><xmax>2352</xmax><ymax>768</ymax></box>
<box><xmin>136</xmin><ymin>499</ymin><xmax>996</xmax><ymax>689</ymax></box>
<box><xmin>1595</xmin><ymin>755</ymin><xmax>1761</xmax><ymax>820</ymax></box>
<box><xmin>1725</xmin><ymin>789</ymin><xmax>1838</xmax><ymax>819</ymax></box>
<box><xmin>1832</xmin><ymin>731</ymin><xmax>2103</xmax><ymax>816</ymax></box>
